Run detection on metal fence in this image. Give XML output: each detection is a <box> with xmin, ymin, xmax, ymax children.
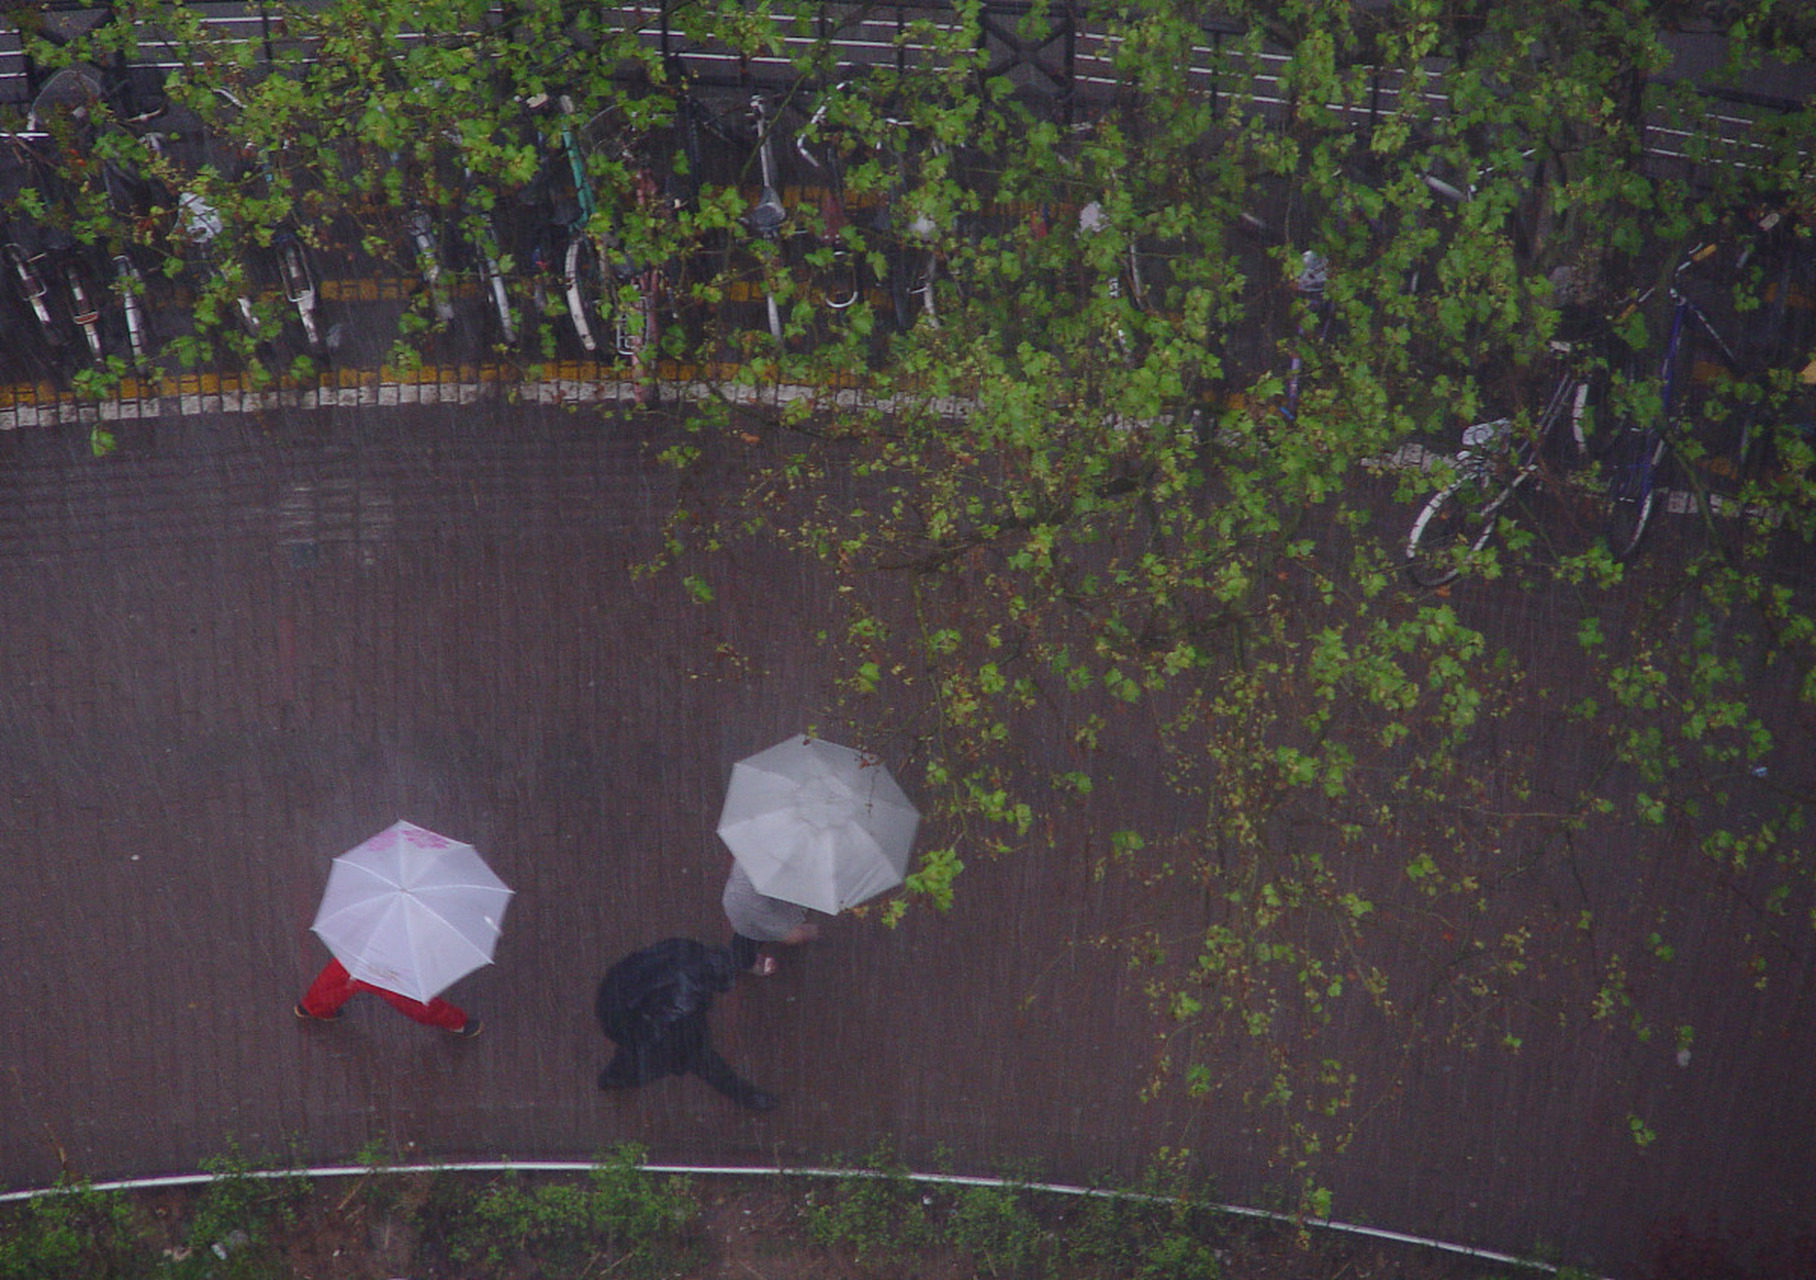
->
<box><xmin>2</xmin><ymin>2</ymin><xmax>1806</xmax><ymax>169</ymax></box>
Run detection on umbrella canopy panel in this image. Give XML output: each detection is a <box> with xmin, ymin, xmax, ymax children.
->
<box><xmin>311</xmin><ymin>820</ymin><xmax>514</xmax><ymax>1004</ymax></box>
<box><xmin>717</xmin><ymin>737</ymin><xmax>920</xmax><ymax>914</ymax></box>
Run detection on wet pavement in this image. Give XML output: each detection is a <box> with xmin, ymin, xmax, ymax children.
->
<box><xmin>0</xmin><ymin>393</ymin><xmax>1812</xmax><ymax>1277</ymax></box>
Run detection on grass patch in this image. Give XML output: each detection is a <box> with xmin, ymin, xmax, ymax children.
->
<box><xmin>442</xmin><ymin>1145</ymin><xmax>702</xmax><ymax>1276</ymax></box>
<box><xmin>0</xmin><ymin>1141</ymin><xmax>1621</xmax><ymax>1280</ymax></box>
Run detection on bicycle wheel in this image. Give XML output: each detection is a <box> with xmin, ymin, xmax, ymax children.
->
<box><xmin>478</xmin><ymin>249</ymin><xmax>515</xmax><ymax>343</ymax></box>
<box><xmin>115</xmin><ymin>254</ymin><xmax>149</xmax><ymax>363</ymax></box>
<box><xmin>1529</xmin><ymin>362</ymin><xmax>1595</xmax><ymax>458</ymax></box>
<box><xmin>885</xmin><ymin>237</ymin><xmax>940</xmax><ymax>334</ymax></box>
<box><xmin>7</xmin><ymin>244</ymin><xmax>65</xmax><ymax>348</ymax></box>
<box><xmin>277</xmin><ymin>240</ymin><xmax>323</xmax><ymax>353</ymax></box>
<box><xmin>1600</xmin><ymin>425</ymin><xmax>1664</xmax><ymax>560</ymax></box>
<box><xmin>563</xmin><ymin>233</ymin><xmax>606</xmax><ymax>353</ymax></box>
<box><xmin>64</xmin><ymin>261</ymin><xmax>104</xmax><ymax>364</ymax></box>
<box><xmin>462</xmin><ymin>213</ymin><xmax>516</xmax><ymax>344</ymax></box>
<box><xmin>1405</xmin><ymin>472</ymin><xmax>1508</xmax><ymax>587</ymax></box>
<box><xmin>885</xmin><ymin>239</ymin><xmax>918</xmax><ymax>333</ymax></box>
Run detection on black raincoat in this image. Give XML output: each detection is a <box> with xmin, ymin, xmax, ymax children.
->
<box><xmin>594</xmin><ymin>937</ymin><xmax>776</xmax><ymax>1111</ymax></box>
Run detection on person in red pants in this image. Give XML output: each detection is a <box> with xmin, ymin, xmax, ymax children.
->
<box><xmin>294</xmin><ymin>958</ymin><xmax>482</xmax><ymax>1036</ymax></box>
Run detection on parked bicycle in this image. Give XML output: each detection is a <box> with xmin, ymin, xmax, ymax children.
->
<box><xmin>2</xmin><ymin>226</ymin><xmax>69</xmax><ymax>358</ymax></box>
<box><xmin>1592</xmin><ymin>236</ymin><xmax>1768</xmax><ymax>562</ymax></box>
<box><xmin>1654</xmin><ymin>209</ymin><xmax>1816</xmax><ymax>496</ymax></box>
<box><xmin>99</xmin><ymin>147</ymin><xmax>157</xmax><ymax>364</ymax></box>
<box><xmin>213</xmin><ymin>89</ymin><xmax>326</xmax><ymax>356</ymax></box>
<box><xmin>884</xmin><ymin>138</ymin><xmax>946</xmax><ymax>335</ymax></box>
<box><xmin>548</xmin><ymin>95</ymin><xmax>612</xmax><ymax>354</ymax></box>
<box><xmin>18</xmin><ymin>60</ymin><xmax>165</xmax><ymax>368</ymax></box>
<box><xmin>1279</xmin><ymin>250</ymin><xmax>1335</xmax><ymax>423</ymax></box>
<box><xmin>437</xmin><ymin>134</ymin><xmax>516</xmax><ymax>344</ymax></box>
<box><xmin>793</xmin><ymin>85</ymin><xmax>864</xmax><ymax>314</ymax></box>
<box><xmin>89</xmin><ymin>60</ymin><xmax>169</xmax><ymax>365</ymax></box>
<box><xmin>1222</xmin><ymin>197</ymin><xmax>1343</xmax><ymax>433</ymax></box>
<box><xmin>271</xmin><ymin>214</ymin><xmax>324</xmax><ymax>355</ymax></box>
<box><xmin>498</xmin><ymin>104</ymin><xmax>576</xmax><ymax>341</ymax></box>
<box><xmin>2</xmin><ymin>130</ymin><xmax>107</xmax><ymax>367</ymax></box>
<box><xmin>1402</xmin><ymin>186</ymin><xmax>1790</xmax><ymax>574</ymax></box>
<box><xmin>789</xmin><ymin>78</ymin><xmax>945</xmax><ymax>357</ymax></box>
<box><xmin>403</xmin><ymin>202</ymin><xmax>456</xmax><ymax>326</ymax></box>
<box><xmin>744</xmin><ymin>93</ymin><xmax>788</xmax><ymax>346</ymax></box>
<box><xmin>1076</xmin><ymin>194</ymin><xmax>1143</xmax><ymax>358</ymax></box>
<box><xmin>514</xmin><ymin>92</ymin><xmax>644</xmax><ymax>361</ymax></box>
<box><xmin>597</xmin><ymin>159</ymin><xmax>669</xmax><ymax>404</ymax></box>
<box><xmin>1404</xmin><ymin>339</ymin><xmax>1596</xmax><ymax>586</ymax></box>
<box><xmin>1230</xmin><ymin>162</ymin><xmax>1468</xmax><ymax>431</ymax></box>
<box><xmin>171</xmin><ymin>179</ymin><xmax>260</xmax><ymax>343</ymax></box>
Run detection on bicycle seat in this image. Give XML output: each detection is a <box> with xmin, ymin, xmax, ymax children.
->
<box><xmin>1461</xmin><ymin>418</ymin><xmax>1511</xmax><ymax>449</ymax></box>
<box><xmin>1295</xmin><ymin>251</ymin><xmax>1328</xmax><ymax>296</ymax></box>
<box><xmin>177</xmin><ymin>192</ymin><xmax>224</xmax><ymax>244</ymax></box>
<box><xmin>747</xmin><ymin>188</ymin><xmax>785</xmax><ymax>235</ymax></box>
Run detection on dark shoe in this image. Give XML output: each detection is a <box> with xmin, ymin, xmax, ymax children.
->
<box><xmin>599</xmin><ymin>1068</ymin><xmax>636</xmax><ymax>1091</ymax></box>
<box><xmin>294</xmin><ymin>1004</ymin><xmax>340</xmax><ymax>1022</ymax></box>
<box><xmin>450</xmin><ymin>1017</ymin><xmax>483</xmax><ymax>1038</ymax></box>
<box><xmin>743</xmin><ymin>1088</ymin><xmax>779</xmax><ymax>1113</ymax></box>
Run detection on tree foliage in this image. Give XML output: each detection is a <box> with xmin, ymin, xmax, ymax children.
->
<box><xmin>13</xmin><ymin>0</ymin><xmax>1816</xmax><ymax>1215</ymax></box>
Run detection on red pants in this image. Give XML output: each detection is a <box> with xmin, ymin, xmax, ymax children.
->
<box><xmin>299</xmin><ymin>959</ymin><xmax>469</xmax><ymax>1031</ymax></box>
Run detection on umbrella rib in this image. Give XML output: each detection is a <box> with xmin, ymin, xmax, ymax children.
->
<box><xmin>394</xmin><ymin>900</ymin><xmax>427</xmax><ymax>1002</ymax></box>
<box><xmin>445</xmin><ymin>929</ymin><xmax>497</xmax><ymax>969</ymax></box>
<box><xmin>339</xmin><ymin>861</ymin><xmax>405</xmax><ymax>893</ymax></box>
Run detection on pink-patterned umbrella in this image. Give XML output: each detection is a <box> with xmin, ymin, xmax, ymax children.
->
<box><xmin>310</xmin><ymin>820</ymin><xmax>513</xmax><ymax>1003</ymax></box>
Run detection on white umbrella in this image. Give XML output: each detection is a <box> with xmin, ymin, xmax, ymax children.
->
<box><xmin>310</xmin><ymin>820</ymin><xmax>514</xmax><ymax>1004</ymax></box>
<box><xmin>716</xmin><ymin>736</ymin><xmax>920</xmax><ymax>914</ymax></box>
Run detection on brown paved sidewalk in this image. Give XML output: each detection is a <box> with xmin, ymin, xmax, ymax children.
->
<box><xmin>0</xmin><ymin>402</ymin><xmax>1811</xmax><ymax>1276</ymax></box>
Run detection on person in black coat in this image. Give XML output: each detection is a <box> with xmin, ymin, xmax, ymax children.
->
<box><xmin>594</xmin><ymin>937</ymin><xmax>777</xmax><ymax>1112</ymax></box>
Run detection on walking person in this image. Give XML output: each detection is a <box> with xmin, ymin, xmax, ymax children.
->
<box><xmin>722</xmin><ymin>860</ymin><xmax>821</xmax><ymax>976</ymax></box>
<box><xmin>299</xmin><ymin>819</ymin><xmax>509</xmax><ymax>1039</ymax></box>
<box><xmin>594</xmin><ymin>937</ymin><xmax>777</xmax><ymax>1111</ymax></box>
<box><xmin>295</xmin><ymin>957</ymin><xmax>483</xmax><ymax>1036</ymax></box>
